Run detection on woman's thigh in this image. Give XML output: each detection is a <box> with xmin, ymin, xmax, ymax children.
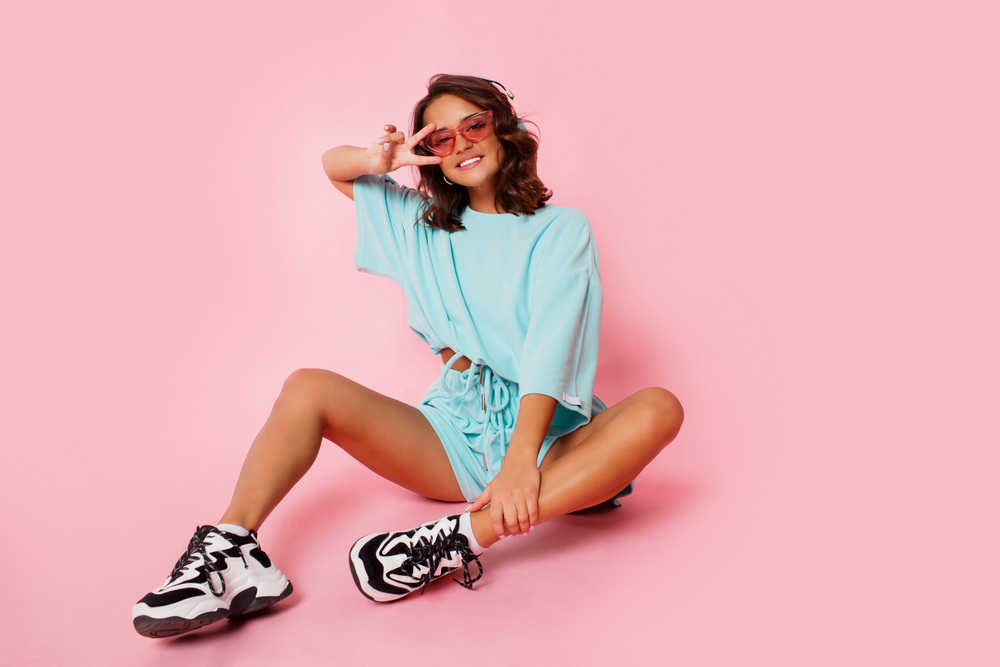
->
<box><xmin>538</xmin><ymin>398</ymin><xmax>627</xmax><ymax>471</ymax></box>
<box><xmin>291</xmin><ymin>368</ymin><xmax>465</xmax><ymax>502</ymax></box>
<box><xmin>538</xmin><ymin>388</ymin><xmax>678</xmax><ymax>470</ymax></box>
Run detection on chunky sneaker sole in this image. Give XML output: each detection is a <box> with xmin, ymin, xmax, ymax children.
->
<box><xmin>133</xmin><ymin>577</ymin><xmax>294</xmax><ymax>638</ymax></box>
<box><xmin>349</xmin><ymin>515</ymin><xmax>481</xmax><ymax>603</ymax></box>
<box><xmin>132</xmin><ymin>526</ymin><xmax>293</xmax><ymax>638</ymax></box>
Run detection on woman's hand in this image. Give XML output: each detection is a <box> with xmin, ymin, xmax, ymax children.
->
<box><xmin>366</xmin><ymin>123</ymin><xmax>443</xmax><ymax>175</ymax></box>
<box><xmin>467</xmin><ymin>458</ymin><xmax>540</xmax><ymax>538</ymax></box>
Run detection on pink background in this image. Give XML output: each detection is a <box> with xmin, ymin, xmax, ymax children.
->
<box><xmin>1</xmin><ymin>1</ymin><xmax>997</xmax><ymax>665</ymax></box>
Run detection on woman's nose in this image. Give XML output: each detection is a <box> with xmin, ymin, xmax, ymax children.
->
<box><xmin>454</xmin><ymin>134</ymin><xmax>474</xmax><ymax>153</ymax></box>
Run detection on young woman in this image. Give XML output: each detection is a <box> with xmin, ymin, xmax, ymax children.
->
<box><xmin>132</xmin><ymin>75</ymin><xmax>684</xmax><ymax>638</ymax></box>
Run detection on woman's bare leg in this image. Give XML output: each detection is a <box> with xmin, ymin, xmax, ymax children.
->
<box><xmin>219</xmin><ymin>368</ymin><xmax>464</xmax><ymax>532</ymax></box>
<box><xmin>470</xmin><ymin>387</ymin><xmax>683</xmax><ymax>547</ymax></box>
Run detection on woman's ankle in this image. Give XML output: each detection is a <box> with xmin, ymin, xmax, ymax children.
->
<box><xmin>469</xmin><ymin>509</ymin><xmax>501</xmax><ymax>548</ymax></box>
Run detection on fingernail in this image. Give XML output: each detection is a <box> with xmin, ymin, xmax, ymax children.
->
<box><xmin>498</xmin><ymin>535</ymin><xmax>506</xmax><ymax>540</ymax></box>
<box><xmin>463</xmin><ymin>505</ymin><xmax>473</xmax><ymax>512</ymax></box>
<box><xmin>376</xmin><ymin>137</ymin><xmax>384</xmax><ymax>144</ymax></box>
<box><xmin>384</xmin><ymin>125</ymin><xmax>390</xmax><ymax>130</ymax></box>
<box><xmin>383</xmin><ymin>143</ymin><xmax>390</xmax><ymax>152</ymax></box>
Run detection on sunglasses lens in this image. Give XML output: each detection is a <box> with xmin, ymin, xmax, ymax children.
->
<box><xmin>421</xmin><ymin>132</ymin><xmax>455</xmax><ymax>156</ymax></box>
<box><xmin>461</xmin><ymin>113</ymin><xmax>491</xmax><ymax>141</ymax></box>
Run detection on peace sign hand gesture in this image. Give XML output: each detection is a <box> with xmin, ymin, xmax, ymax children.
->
<box><xmin>367</xmin><ymin>123</ymin><xmax>442</xmax><ymax>175</ymax></box>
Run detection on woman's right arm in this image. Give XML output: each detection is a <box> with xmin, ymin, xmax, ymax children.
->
<box><xmin>321</xmin><ymin>145</ymin><xmax>371</xmax><ymax>200</ymax></box>
<box><xmin>321</xmin><ymin>123</ymin><xmax>442</xmax><ymax>201</ymax></box>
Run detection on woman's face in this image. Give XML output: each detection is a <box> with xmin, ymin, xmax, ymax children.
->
<box><xmin>421</xmin><ymin>93</ymin><xmax>503</xmax><ymax>190</ymax></box>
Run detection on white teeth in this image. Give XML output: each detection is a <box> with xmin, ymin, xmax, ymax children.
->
<box><xmin>459</xmin><ymin>157</ymin><xmax>481</xmax><ymax>167</ymax></box>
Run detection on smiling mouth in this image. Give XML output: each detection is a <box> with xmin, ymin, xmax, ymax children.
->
<box><xmin>457</xmin><ymin>156</ymin><xmax>482</xmax><ymax>169</ymax></box>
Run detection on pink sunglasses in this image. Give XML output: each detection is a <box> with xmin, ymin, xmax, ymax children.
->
<box><xmin>418</xmin><ymin>110</ymin><xmax>494</xmax><ymax>157</ymax></box>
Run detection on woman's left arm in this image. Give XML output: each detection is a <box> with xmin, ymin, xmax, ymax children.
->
<box><xmin>467</xmin><ymin>393</ymin><xmax>556</xmax><ymax>538</ymax></box>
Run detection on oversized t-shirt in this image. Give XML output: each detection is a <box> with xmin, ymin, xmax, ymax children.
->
<box><xmin>353</xmin><ymin>173</ymin><xmax>605</xmax><ymax>437</ymax></box>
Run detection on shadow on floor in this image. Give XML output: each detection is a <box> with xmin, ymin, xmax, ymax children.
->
<box><xmin>483</xmin><ymin>478</ymin><xmax>702</xmax><ymax>570</ymax></box>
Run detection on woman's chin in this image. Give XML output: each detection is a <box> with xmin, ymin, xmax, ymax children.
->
<box><xmin>453</xmin><ymin>171</ymin><xmax>499</xmax><ymax>191</ymax></box>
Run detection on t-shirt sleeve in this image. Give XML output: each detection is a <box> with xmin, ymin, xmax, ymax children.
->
<box><xmin>518</xmin><ymin>210</ymin><xmax>603</xmax><ymax>435</ymax></box>
<box><xmin>352</xmin><ymin>173</ymin><xmax>425</xmax><ymax>285</ymax></box>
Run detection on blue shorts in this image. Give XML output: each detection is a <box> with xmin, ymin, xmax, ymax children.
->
<box><xmin>414</xmin><ymin>355</ymin><xmax>560</xmax><ymax>502</ymax></box>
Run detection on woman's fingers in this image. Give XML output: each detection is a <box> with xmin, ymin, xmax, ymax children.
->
<box><xmin>502</xmin><ymin>501</ymin><xmax>522</xmax><ymax>537</ymax></box>
<box><xmin>489</xmin><ymin>501</ymin><xmax>506</xmax><ymax>539</ymax></box>
<box><xmin>514</xmin><ymin>497</ymin><xmax>531</xmax><ymax>535</ymax></box>
<box><xmin>375</xmin><ymin>132</ymin><xmax>404</xmax><ymax>146</ymax></box>
<box><xmin>413</xmin><ymin>154</ymin><xmax>442</xmax><ymax>166</ymax></box>
<box><xmin>406</xmin><ymin>122</ymin><xmax>437</xmax><ymax>148</ymax></box>
<box><xmin>375</xmin><ymin>125</ymin><xmax>399</xmax><ymax>145</ymax></box>
<box><xmin>375</xmin><ymin>140</ymin><xmax>391</xmax><ymax>169</ymax></box>
<box><xmin>467</xmin><ymin>486</ymin><xmax>491</xmax><ymax>513</ymax></box>
<box><xmin>370</xmin><ymin>124</ymin><xmax>440</xmax><ymax>171</ymax></box>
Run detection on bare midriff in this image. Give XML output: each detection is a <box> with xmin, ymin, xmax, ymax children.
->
<box><xmin>440</xmin><ymin>347</ymin><xmax>473</xmax><ymax>372</ymax></box>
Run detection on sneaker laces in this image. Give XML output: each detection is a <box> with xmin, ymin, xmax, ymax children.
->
<box><xmin>168</xmin><ymin>526</ymin><xmax>242</xmax><ymax>597</ymax></box>
<box><xmin>405</xmin><ymin>527</ymin><xmax>483</xmax><ymax>595</ymax></box>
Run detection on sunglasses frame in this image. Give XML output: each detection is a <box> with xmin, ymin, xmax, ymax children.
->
<box><xmin>418</xmin><ymin>110</ymin><xmax>495</xmax><ymax>157</ymax></box>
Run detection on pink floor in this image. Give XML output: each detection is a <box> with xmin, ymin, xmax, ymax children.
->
<box><xmin>2</xmin><ymin>1</ymin><xmax>997</xmax><ymax>665</ymax></box>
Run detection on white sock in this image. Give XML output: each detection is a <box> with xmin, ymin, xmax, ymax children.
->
<box><xmin>216</xmin><ymin>523</ymin><xmax>250</xmax><ymax>537</ymax></box>
<box><xmin>457</xmin><ymin>512</ymin><xmax>486</xmax><ymax>555</ymax></box>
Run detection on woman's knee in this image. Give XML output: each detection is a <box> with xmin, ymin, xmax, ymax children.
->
<box><xmin>278</xmin><ymin>368</ymin><xmax>341</xmax><ymax>414</ymax></box>
<box><xmin>633</xmin><ymin>387</ymin><xmax>684</xmax><ymax>442</ymax></box>
<box><xmin>283</xmin><ymin>367</ymin><xmax>334</xmax><ymax>393</ymax></box>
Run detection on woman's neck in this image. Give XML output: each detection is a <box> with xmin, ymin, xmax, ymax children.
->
<box><xmin>466</xmin><ymin>177</ymin><xmax>505</xmax><ymax>214</ymax></box>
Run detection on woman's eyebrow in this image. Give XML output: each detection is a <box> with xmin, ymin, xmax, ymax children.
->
<box><xmin>433</xmin><ymin>112</ymin><xmax>481</xmax><ymax>132</ymax></box>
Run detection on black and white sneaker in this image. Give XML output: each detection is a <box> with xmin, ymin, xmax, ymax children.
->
<box><xmin>132</xmin><ymin>525</ymin><xmax>293</xmax><ymax>638</ymax></box>
<box><xmin>349</xmin><ymin>515</ymin><xmax>482</xmax><ymax>603</ymax></box>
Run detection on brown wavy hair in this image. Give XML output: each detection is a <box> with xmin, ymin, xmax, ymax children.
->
<box><xmin>410</xmin><ymin>74</ymin><xmax>552</xmax><ymax>232</ymax></box>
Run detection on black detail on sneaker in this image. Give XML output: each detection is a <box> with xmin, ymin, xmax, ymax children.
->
<box><xmin>354</xmin><ymin>536</ymin><xmax>409</xmax><ymax>599</ymax></box>
<box><xmin>409</xmin><ymin>533</ymin><xmax>482</xmax><ymax>593</ymax></box>
<box><xmin>133</xmin><ymin>609</ymin><xmax>230</xmax><ymax>639</ymax></box>
<box><xmin>170</xmin><ymin>526</ymin><xmax>232</xmax><ymax>595</ymax></box>
<box><xmin>349</xmin><ymin>515</ymin><xmax>483</xmax><ymax>603</ymax></box>
<box><xmin>242</xmin><ymin>581</ymin><xmax>294</xmax><ymax>615</ymax></box>
<box><xmin>227</xmin><ymin>586</ymin><xmax>257</xmax><ymax>616</ymax></box>
<box><xmin>132</xmin><ymin>525</ymin><xmax>292</xmax><ymax>638</ymax></box>
<box><xmin>248</xmin><ymin>546</ymin><xmax>271</xmax><ymax>568</ymax></box>
<box><xmin>137</xmin><ymin>587</ymin><xmax>205</xmax><ymax>608</ymax></box>
<box><xmin>611</xmin><ymin>480</ymin><xmax>635</xmax><ymax>503</ymax></box>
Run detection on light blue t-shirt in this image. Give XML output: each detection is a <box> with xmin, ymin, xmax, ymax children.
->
<box><xmin>353</xmin><ymin>173</ymin><xmax>605</xmax><ymax>437</ymax></box>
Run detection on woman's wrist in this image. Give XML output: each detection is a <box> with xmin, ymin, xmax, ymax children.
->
<box><xmin>503</xmin><ymin>443</ymin><xmax>541</xmax><ymax>469</ymax></box>
<box><xmin>502</xmin><ymin>393</ymin><xmax>555</xmax><ymax>469</ymax></box>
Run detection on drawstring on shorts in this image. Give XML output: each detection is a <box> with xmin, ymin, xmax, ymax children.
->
<box><xmin>439</xmin><ymin>352</ymin><xmax>515</xmax><ymax>476</ymax></box>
